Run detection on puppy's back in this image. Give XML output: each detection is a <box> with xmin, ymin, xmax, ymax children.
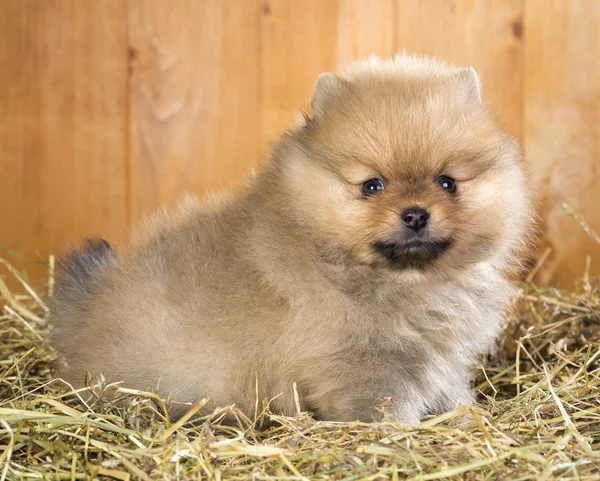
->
<box><xmin>49</xmin><ymin>198</ymin><xmax>287</xmax><ymax>414</ymax></box>
<box><xmin>50</xmin><ymin>205</ymin><xmax>229</xmax><ymax>401</ymax></box>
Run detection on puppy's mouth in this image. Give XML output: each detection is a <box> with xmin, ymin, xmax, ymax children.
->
<box><xmin>373</xmin><ymin>238</ymin><xmax>452</xmax><ymax>270</ymax></box>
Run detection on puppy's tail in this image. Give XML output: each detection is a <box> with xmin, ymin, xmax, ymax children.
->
<box><xmin>54</xmin><ymin>238</ymin><xmax>117</xmax><ymax>304</ymax></box>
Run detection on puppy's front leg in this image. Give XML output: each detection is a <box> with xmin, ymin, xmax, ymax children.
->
<box><xmin>306</xmin><ymin>366</ymin><xmax>425</xmax><ymax>424</ymax></box>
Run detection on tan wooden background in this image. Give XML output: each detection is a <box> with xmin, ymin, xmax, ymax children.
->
<box><xmin>1</xmin><ymin>0</ymin><xmax>599</xmax><ymax>288</ymax></box>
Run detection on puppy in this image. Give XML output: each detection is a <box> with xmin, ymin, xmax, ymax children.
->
<box><xmin>51</xmin><ymin>54</ymin><xmax>532</xmax><ymax>423</ymax></box>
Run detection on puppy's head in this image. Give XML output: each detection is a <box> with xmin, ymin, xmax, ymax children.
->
<box><xmin>278</xmin><ymin>55</ymin><xmax>532</xmax><ymax>279</ymax></box>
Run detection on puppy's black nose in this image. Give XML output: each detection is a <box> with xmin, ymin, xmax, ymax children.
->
<box><xmin>401</xmin><ymin>207</ymin><xmax>430</xmax><ymax>231</ymax></box>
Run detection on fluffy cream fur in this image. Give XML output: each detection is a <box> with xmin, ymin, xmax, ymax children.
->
<box><xmin>51</xmin><ymin>54</ymin><xmax>533</xmax><ymax>423</ymax></box>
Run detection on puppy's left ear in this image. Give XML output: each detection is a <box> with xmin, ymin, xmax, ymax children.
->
<box><xmin>456</xmin><ymin>67</ymin><xmax>482</xmax><ymax>105</ymax></box>
<box><xmin>312</xmin><ymin>73</ymin><xmax>345</xmax><ymax>119</ymax></box>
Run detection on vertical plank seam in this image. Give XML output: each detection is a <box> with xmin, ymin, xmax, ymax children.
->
<box><xmin>258</xmin><ymin>0</ymin><xmax>264</xmax><ymax>160</ymax></box>
<box><xmin>520</xmin><ymin>0</ymin><xmax>526</xmax><ymax>144</ymax></box>
<box><xmin>124</xmin><ymin>0</ymin><xmax>132</xmax><ymax>237</ymax></box>
<box><xmin>391</xmin><ymin>0</ymin><xmax>397</xmax><ymax>54</ymax></box>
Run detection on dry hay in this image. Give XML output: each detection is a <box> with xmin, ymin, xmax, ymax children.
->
<box><xmin>1</xmin><ymin>251</ymin><xmax>600</xmax><ymax>480</ymax></box>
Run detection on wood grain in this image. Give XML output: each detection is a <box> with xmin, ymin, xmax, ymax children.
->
<box><xmin>335</xmin><ymin>0</ymin><xmax>395</xmax><ymax>66</ymax></box>
<box><xmin>260</xmin><ymin>0</ymin><xmax>395</xmax><ymax>147</ymax></box>
<box><xmin>0</xmin><ymin>0</ymin><xmax>128</xmax><ymax>285</ymax></box>
<box><xmin>127</xmin><ymin>0</ymin><xmax>261</xmax><ymax>220</ymax></box>
<box><xmin>1</xmin><ymin>0</ymin><xmax>599</xmax><ymax>288</ymax></box>
<box><xmin>524</xmin><ymin>0</ymin><xmax>600</xmax><ymax>286</ymax></box>
<box><xmin>394</xmin><ymin>0</ymin><xmax>524</xmax><ymax>139</ymax></box>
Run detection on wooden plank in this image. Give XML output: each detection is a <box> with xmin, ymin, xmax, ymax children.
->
<box><xmin>0</xmin><ymin>0</ymin><xmax>128</xmax><ymax>286</ymax></box>
<box><xmin>394</xmin><ymin>0</ymin><xmax>524</xmax><ymax>139</ymax></box>
<box><xmin>127</xmin><ymin>0</ymin><xmax>262</xmax><ymax>221</ymax></box>
<box><xmin>260</xmin><ymin>0</ymin><xmax>339</xmax><ymax>146</ymax></box>
<box><xmin>1</xmin><ymin>0</ymin><xmax>596</xmax><ymax>292</ymax></box>
<box><xmin>336</xmin><ymin>0</ymin><xmax>395</xmax><ymax>66</ymax></box>
<box><xmin>524</xmin><ymin>0</ymin><xmax>600</xmax><ymax>286</ymax></box>
<box><xmin>260</xmin><ymin>0</ymin><xmax>395</xmax><ymax>147</ymax></box>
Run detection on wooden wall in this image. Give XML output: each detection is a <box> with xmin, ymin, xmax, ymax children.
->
<box><xmin>1</xmin><ymin>0</ymin><xmax>599</xmax><ymax>287</ymax></box>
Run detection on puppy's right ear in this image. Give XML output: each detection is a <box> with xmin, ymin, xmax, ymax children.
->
<box><xmin>312</xmin><ymin>73</ymin><xmax>345</xmax><ymax>119</ymax></box>
<box><xmin>456</xmin><ymin>67</ymin><xmax>482</xmax><ymax>105</ymax></box>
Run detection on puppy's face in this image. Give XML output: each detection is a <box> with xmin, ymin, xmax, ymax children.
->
<box><xmin>281</xmin><ymin>60</ymin><xmax>531</xmax><ymax>278</ymax></box>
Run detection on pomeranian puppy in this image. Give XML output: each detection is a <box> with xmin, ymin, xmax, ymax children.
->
<box><xmin>51</xmin><ymin>54</ymin><xmax>532</xmax><ymax>423</ymax></box>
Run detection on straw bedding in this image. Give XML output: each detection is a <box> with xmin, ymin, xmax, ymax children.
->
<box><xmin>1</xmin><ymin>250</ymin><xmax>599</xmax><ymax>480</ymax></box>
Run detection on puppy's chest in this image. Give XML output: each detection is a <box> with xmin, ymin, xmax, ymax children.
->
<box><xmin>296</xmin><ymin>283</ymin><xmax>505</xmax><ymax>363</ymax></box>
<box><xmin>347</xmin><ymin>299</ymin><xmax>485</xmax><ymax>352</ymax></box>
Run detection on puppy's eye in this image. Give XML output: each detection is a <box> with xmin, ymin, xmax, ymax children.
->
<box><xmin>436</xmin><ymin>175</ymin><xmax>456</xmax><ymax>194</ymax></box>
<box><xmin>362</xmin><ymin>178</ymin><xmax>385</xmax><ymax>197</ymax></box>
